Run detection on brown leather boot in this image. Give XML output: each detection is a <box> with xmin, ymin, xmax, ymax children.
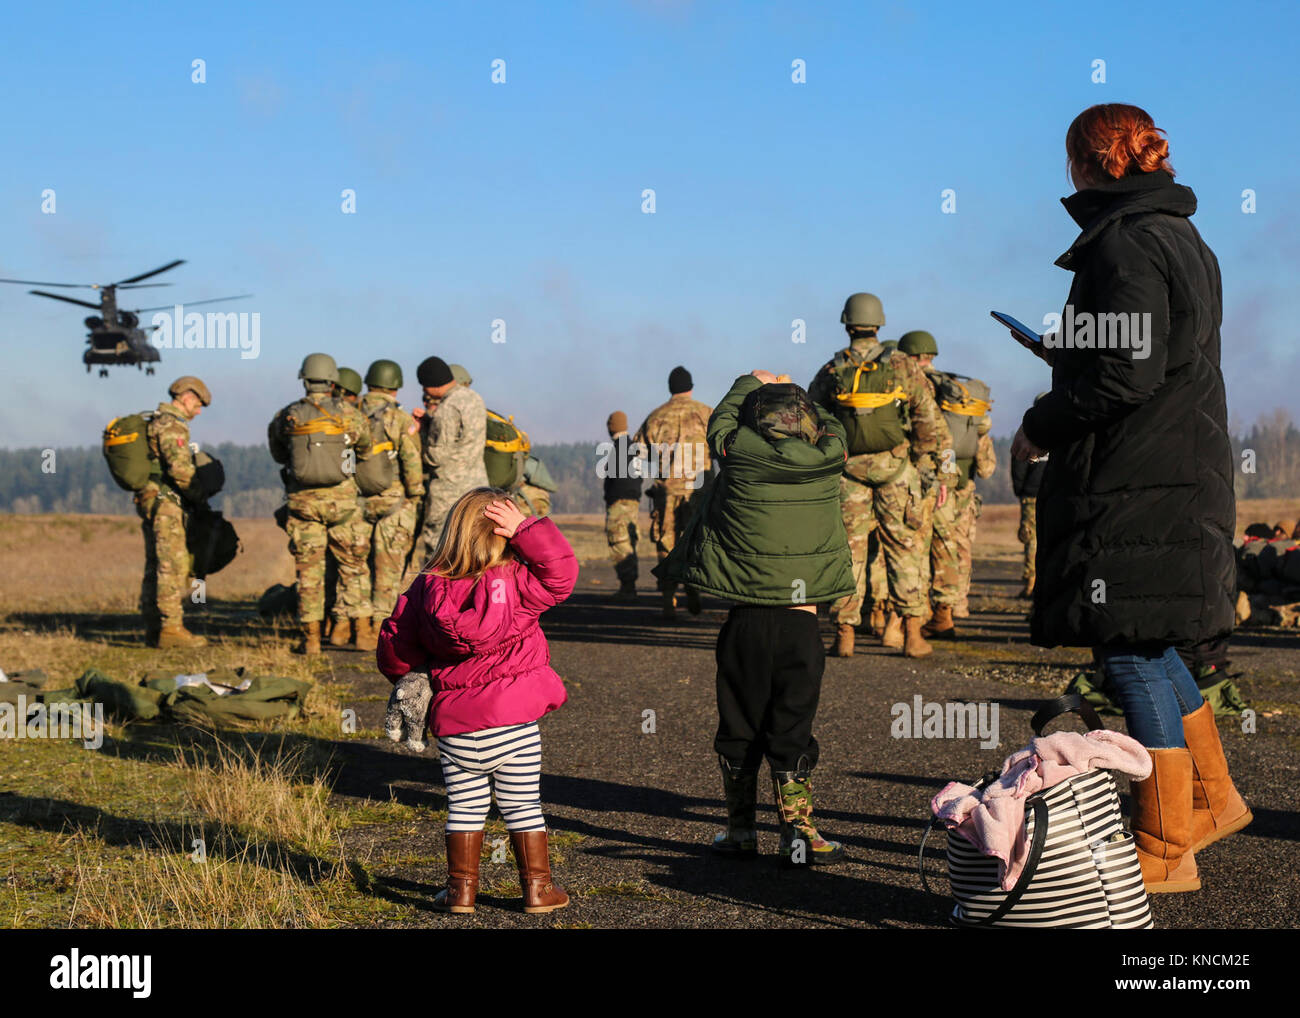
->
<box><xmin>868</xmin><ymin>605</ymin><xmax>887</xmax><ymax>637</ymax></box>
<box><xmin>509</xmin><ymin>830</ymin><xmax>569</xmax><ymax>914</ymax></box>
<box><xmin>832</xmin><ymin>623</ymin><xmax>855</xmax><ymax>658</ymax></box>
<box><xmin>433</xmin><ymin>830</ymin><xmax>484</xmax><ymax>913</ymax></box>
<box><xmin>354</xmin><ymin>616</ymin><xmax>379</xmax><ymax>652</ymax></box>
<box><xmin>1183</xmin><ymin>701</ymin><xmax>1252</xmax><ymax>852</ymax></box>
<box><xmin>329</xmin><ymin>617</ymin><xmax>353</xmax><ymax>648</ymax></box>
<box><xmin>157</xmin><ymin>623</ymin><xmax>207</xmax><ymax>648</ymax></box>
<box><xmin>921</xmin><ymin>605</ymin><xmax>957</xmax><ymax>639</ymax></box>
<box><xmin>1130</xmin><ymin>748</ymin><xmax>1201</xmax><ymax>893</ymax></box>
<box><xmin>881</xmin><ymin>612</ymin><xmax>904</xmax><ymax>649</ymax></box>
<box><xmin>294</xmin><ymin>621</ymin><xmax>322</xmax><ymax>656</ymax></box>
<box><xmin>902</xmin><ymin>615</ymin><xmax>932</xmax><ymax>658</ymax></box>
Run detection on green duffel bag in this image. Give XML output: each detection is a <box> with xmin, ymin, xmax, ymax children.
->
<box><xmin>188</xmin><ymin>508</ymin><xmax>240</xmax><ymax>578</ymax></box>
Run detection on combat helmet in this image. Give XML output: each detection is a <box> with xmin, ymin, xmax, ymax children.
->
<box><xmin>898</xmin><ymin>330</ymin><xmax>938</xmax><ymax>356</ymax></box>
<box><xmin>840</xmin><ymin>292</ymin><xmax>886</xmax><ymax>328</ymax></box>
<box><xmin>364</xmin><ymin>359</ymin><xmax>404</xmax><ymax>389</ymax></box>
<box><xmin>168</xmin><ymin>375</ymin><xmax>211</xmax><ymax>406</ymax></box>
<box><xmin>335</xmin><ymin>367</ymin><xmax>363</xmax><ymax>396</ymax></box>
<box><xmin>298</xmin><ymin>352</ymin><xmax>339</xmax><ymax>384</ymax></box>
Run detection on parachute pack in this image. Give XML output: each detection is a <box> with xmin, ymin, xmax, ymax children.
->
<box><xmin>102</xmin><ymin>412</ymin><xmax>160</xmax><ymax>492</ymax></box>
<box><xmin>188</xmin><ymin>507</ymin><xmax>241</xmax><ymax>578</ymax></box>
<box><xmin>284</xmin><ymin>398</ymin><xmax>351</xmax><ymax>487</ymax></box>
<box><xmin>354</xmin><ymin>401</ymin><xmax>398</xmax><ymax>496</ymax></box>
<box><xmin>827</xmin><ymin>346</ymin><xmax>907</xmax><ymax>455</ymax></box>
<box><xmin>485</xmin><ymin>409</ymin><xmax>531</xmax><ymax>490</ymax></box>
<box><xmin>930</xmin><ymin>371</ymin><xmax>992</xmax><ymax>483</ymax></box>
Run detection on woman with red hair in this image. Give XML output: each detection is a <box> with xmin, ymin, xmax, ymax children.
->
<box><xmin>1010</xmin><ymin>104</ymin><xmax>1250</xmax><ymax>894</ymax></box>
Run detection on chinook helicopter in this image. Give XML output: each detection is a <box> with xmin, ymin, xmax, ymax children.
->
<box><xmin>0</xmin><ymin>260</ymin><xmax>250</xmax><ymax>376</ymax></box>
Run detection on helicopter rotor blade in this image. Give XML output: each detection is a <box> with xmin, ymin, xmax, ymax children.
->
<box><xmin>113</xmin><ymin>260</ymin><xmax>185</xmax><ymax>286</ymax></box>
<box><xmin>0</xmin><ymin>277</ymin><xmax>96</xmax><ymax>288</ymax></box>
<box><xmin>28</xmin><ymin>289</ymin><xmax>103</xmax><ymax>311</ymax></box>
<box><xmin>132</xmin><ymin>293</ymin><xmax>254</xmax><ymax>313</ymax></box>
<box><xmin>117</xmin><ymin>282</ymin><xmax>174</xmax><ymax>289</ymax></box>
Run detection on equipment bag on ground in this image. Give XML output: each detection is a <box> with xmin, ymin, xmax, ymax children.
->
<box><xmin>919</xmin><ymin>695</ymin><xmax>1153</xmax><ymax>929</ymax></box>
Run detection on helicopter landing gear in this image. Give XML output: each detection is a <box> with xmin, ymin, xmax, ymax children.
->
<box><xmin>99</xmin><ymin>368</ymin><xmax>109</xmax><ymax>377</ymax></box>
<box><xmin>145</xmin><ymin>367</ymin><xmax>155</xmax><ymax>376</ymax></box>
<box><xmin>85</xmin><ymin>364</ymin><xmax>91</xmax><ymax>374</ymax></box>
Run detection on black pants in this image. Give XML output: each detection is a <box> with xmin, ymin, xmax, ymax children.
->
<box><xmin>714</xmin><ymin>605</ymin><xmax>826</xmax><ymax>772</ymax></box>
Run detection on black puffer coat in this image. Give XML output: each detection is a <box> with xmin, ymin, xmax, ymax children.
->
<box><xmin>1022</xmin><ymin>170</ymin><xmax>1234</xmax><ymax>648</ymax></box>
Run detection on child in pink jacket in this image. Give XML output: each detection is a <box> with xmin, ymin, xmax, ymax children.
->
<box><xmin>377</xmin><ymin>487</ymin><xmax>578</xmax><ymax>915</ymax></box>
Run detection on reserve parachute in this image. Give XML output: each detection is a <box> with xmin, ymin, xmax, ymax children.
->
<box><xmin>485</xmin><ymin>409</ymin><xmax>531</xmax><ymax>490</ymax></box>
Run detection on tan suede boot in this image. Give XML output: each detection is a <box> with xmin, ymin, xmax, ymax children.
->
<box><xmin>902</xmin><ymin>616</ymin><xmax>933</xmax><ymax>658</ymax></box>
<box><xmin>832</xmin><ymin>623</ymin><xmax>855</xmax><ymax>658</ymax></box>
<box><xmin>1182</xmin><ymin>701</ymin><xmax>1253</xmax><ymax>853</ymax></box>
<box><xmin>157</xmin><ymin>623</ymin><xmax>207</xmax><ymax>649</ymax></box>
<box><xmin>354</xmin><ymin>616</ymin><xmax>378</xmax><ymax>652</ymax></box>
<box><xmin>1130</xmin><ymin>747</ymin><xmax>1201</xmax><ymax>893</ymax></box>
<box><xmin>329</xmin><ymin>617</ymin><xmax>353</xmax><ymax>648</ymax></box>
<box><xmin>868</xmin><ymin>604</ymin><xmax>887</xmax><ymax>637</ymax></box>
<box><xmin>510</xmin><ymin>830</ymin><xmax>569</xmax><ymax>914</ymax></box>
<box><xmin>433</xmin><ymin>830</ymin><xmax>484</xmax><ymax>914</ymax></box>
<box><xmin>294</xmin><ymin>621</ymin><xmax>322</xmax><ymax>656</ymax></box>
<box><xmin>881</xmin><ymin>612</ymin><xmax>904</xmax><ymax>649</ymax></box>
<box><xmin>921</xmin><ymin>605</ymin><xmax>957</xmax><ymax>639</ymax></box>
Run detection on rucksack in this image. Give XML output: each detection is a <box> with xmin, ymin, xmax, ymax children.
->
<box><xmin>354</xmin><ymin>401</ymin><xmax>399</xmax><ymax>496</ymax></box>
<box><xmin>284</xmin><ymin>398</ymin><xmax>351</xmax><ymax>487</ymax></box>
<box><xmin>826</xmin><ymin>347</ymin><xmax>907</xmax><ymax>455</ymax></box>
<box><xmin>188</xmin><ymin>507</ymin><xmax>240</xmax><ymax>578</ymax></box>
<box><xmin>485</xmin><ymin>410</ymin><xmax>531</xmax><ymax>490</ymax></box>
<box><xmin>523</xmin><ymin>455</ymin><xmax>558</xmax><ymax>493</ymax></box>
<box><xmin>930</xmin><ymin>371</ymin><xmax>991</xmax><ymax>483</ymax></box>
<box><xmin>103</xmin><ymin>412</ymin><xmax>160</xmax><ymax>492</ymax></box>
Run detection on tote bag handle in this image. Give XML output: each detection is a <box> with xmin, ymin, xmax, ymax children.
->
<box><xmin>1031</xmin><ymin>693</ymin><xmax>1105</xmax><ymax>736</ymax></box>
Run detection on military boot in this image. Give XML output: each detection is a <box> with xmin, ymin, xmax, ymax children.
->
<box><xmin>832</xmin><ymin>623</ymin><xmax>855</xmax><ymax>658</ymax></box>
<box><xmin>881</xmin><ymin>612</ymin><xmax>904</xmax><ymax>649</ymax></box>
<box><xmin>157</xmin><ymin>623</ymin><xmax>207</xmax><ymax>649</ymax></box>
<box><xmin>772</xmin><ymin>758</ymin><xmax>844</xmax><ymax>867</ymax></box>
<box><xmin>613</xmin><ymin>579</ymin><xmax>638</xmax><ymax>602</ymax></box>
<box><xmin>329</xmin><ymin>616</ymin><xmax>353</xmax><ymax>648</ymax></box>
<box><xmin>294</xmin><ymin>621</ymin><xmax>322</xmax><ymax>656</ymax></box>
<box><xmin>921</xmin><ymin>605</ymin><xmax>957</xmax><ymax>639</ymax></box>
<box><xmin>903</xmin><ymin>616</ymin><xmax>933</xmax><ymax>658</ymax></box>
<box><xmin>711</xmin><ymin>756</ymin><xmax>759</xmax><ymax>858</ymax></box>
<box><xmin>868</xmin><ymin>604</ymin><xmax>887</xmax><ymax>637</ymax></box>
<box><xmin>355</xmin><ymin>616</ymin><xmax>379</xmax><ymax>652</ymax></box>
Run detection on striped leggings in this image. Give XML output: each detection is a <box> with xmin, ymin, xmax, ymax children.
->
<box><xmin>436</xmin><ymin>722</ymin><xmax>546</xmax><ymax>833</ymax></box>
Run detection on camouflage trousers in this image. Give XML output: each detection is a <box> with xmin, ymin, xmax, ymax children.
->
<box><xmin>649</xmin><ymin>484</ymin><xmax>697</xmax><ymax>589</ymax></box>
<box><xmin>137</xmin><ymin>489</ymin><xmax>191</xmax><ymax>627</ymax></box>
<box><xmin>930</xmin><ymin>483</ymin><xmax>976</xmax><ymax>606</ymax></box>
<box><xmin>366</xmin><ymin>496</ymin><xmax>418</xmax><ymax>619</ymax></box>
<box><xmin>1018</xmin><ymin>497</ymin><xmax>1037</xmax><ymax>584</ymax></box>
<box><xmin>411</xmin><ymin>481</ymin><xmax>476</xmax><ymax>571</ymax></box>
<box><xmin>960</xmin><ymin>495</ymin><xmax>981</xmax><ymax>606</ymax></box>
<box><xmin>605</xmin><ymin>498</ymin><xmax>640</xmax><ymax>584</ymax></box>
<box><xmin>513</xmin><ymin>483</ymin><xmax>552</xmax><ymax>518</ymax></box>
<box><xmin>833</xmin><ymin>464</ymin><xmax>928</xmax><ymax>625</ymax></box>
<box><xmin>285</xmin><ymin>492</ymin><xmax>372</xmax><ymax>624</ymax></box>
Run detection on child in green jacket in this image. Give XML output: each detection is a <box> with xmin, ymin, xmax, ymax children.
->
<box><xmin>658</xmin><ymin>371</ymin><xmax>855</xmax><ymax>866</ymax></box>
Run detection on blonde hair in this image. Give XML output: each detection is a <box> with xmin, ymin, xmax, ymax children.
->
<box><xmin>423</xmin><ymin>487</ymin><xmax>518</xmax><ymax>581</ymax></box>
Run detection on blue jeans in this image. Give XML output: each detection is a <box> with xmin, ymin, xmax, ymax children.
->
<box><xmin>1097</xmin><ymin>645</ymin><xmax>1206</xmax><ymax>749</ymax></box>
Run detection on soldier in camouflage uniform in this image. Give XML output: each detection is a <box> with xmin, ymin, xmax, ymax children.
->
<box><xmin>137</xmin><ymin>376</ymin><xmax>213</xmax><ymax>648</ymax></box>
<box><xmin>896</xmin><ymin>331</ymin><xmax>996</xmax><ymax>638</ymax></box>
<box><xmin>334</xmin><ymin>367</ymin><xmax>363</xmax><ymax>406</ymax></box>
<box><xmin>411</xmin><ymin>356</ymin><xmax>489</xmax><ymax>567</ymax></box>
<box><xmin>1011</xmin><ymin>395</ymin><xmax>1049</xmax><ymax>599</ymax></box>
<box><xmin>632</xmin><ymin>366</ymin><xmax>713</xmax><ymax>619</ymax></box>
<box><xmin>268</xmin><ymin>353</ymin><xmax>374</xmax><ymax>655</ymax></box>
<box><xmin>513</xmin><ymin>455</ymin><xmax>556</xmax><ymax>518</ymax></box>
<box><xmin>602</xmin><ymin>411</ymin><xmax>643</xmax><ymax>601</ymax></box>
<box><xmin>808</xmin><ymin>295</ymin><xmax>945</xmax><ymax>659</ymax></box>
<box><xmin>358</xmin><ymin>359</ymin><xmax>424</xmax><ymax>640</ymax></box>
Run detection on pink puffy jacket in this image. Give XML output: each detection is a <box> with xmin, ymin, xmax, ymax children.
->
<box><xmin>376</xmin><ymin>516</ymin><xmax>578</xmax><ymax>736</ymax></box>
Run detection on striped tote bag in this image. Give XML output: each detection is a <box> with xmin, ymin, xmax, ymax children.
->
<box><xmin>920</xmin><ymin>695</ymin><xmax>1154</xmax><ymax>929</ymax></box>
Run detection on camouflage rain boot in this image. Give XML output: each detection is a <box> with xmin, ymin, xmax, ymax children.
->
<box><xmin>711</xmin><ymin>756</ymin><xmax>759</xmax><ymax>859</ymax></box>
<box><xmin>157</xmin><ymin>623</ymin><xmax>207</xmax><ymax>649</ymax></box>
<box><xmin>328</xmin><ymin>616</ymin><xmax>353</xmax><ymax>648</ymax></box>
<box><xmin>771</xmin><ymin>758</ymin><xmax>844</xmax><ymax>867</ymax></box>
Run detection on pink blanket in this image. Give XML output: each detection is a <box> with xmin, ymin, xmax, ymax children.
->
<box><xmin>931</xmin><ymin>730</ymin><xmax>1151</xmax><ymax>890</ymax></box>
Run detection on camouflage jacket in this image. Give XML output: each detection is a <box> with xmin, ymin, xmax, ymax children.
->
<box><xmin>360</xmin><ymin>391</ymin><xmax>424</xmax><ymax>501</ymax></box>
<box><xmin>145</xmin><ymin>402</ymin><xmax>200</xmax><ymax>502</ymax></box>
<box><xmin>808</xmin><ymin>340</ymin><xmax>944</xmax><ymax>481</ymax></box>
<box><xmin>267</xmin><ymin>390</ymin><xmax>372</xmax><ymax>496</ymax></box>
<box><xmin>632</xmin><ymin>393</ymin><xmax>713</xmax><ymax>495</ymax></box>
<box><xmin>424</xmin><ymin>382</ymin><xmax>489</xmax><ymax>492</ymax></box>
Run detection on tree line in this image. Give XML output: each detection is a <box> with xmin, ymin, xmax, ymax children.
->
<box><xmin>2</xmin><ymin>412</ymin><xmax>1296</xmax><ymax>516</ymax></box>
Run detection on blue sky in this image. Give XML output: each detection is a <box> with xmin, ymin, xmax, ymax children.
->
<box><xmin>3</xmin><ymin>0</ymin><xmax>1298</xmax><ymax>449</ymax></box>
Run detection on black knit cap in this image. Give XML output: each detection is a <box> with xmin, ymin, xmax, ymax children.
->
<box><xmin>416</xmin><ymin>356</ymin><xmax>454</xmax><ymax>387</ymax></box>
<box><xmin>668</xmin><ymin>365</ymin><xmax>693</xmax><ymax>394</ymax></box>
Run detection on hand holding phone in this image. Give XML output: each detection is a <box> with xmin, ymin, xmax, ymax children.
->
<box><xmin>991</xmin><ymin>311</ymin><xmax>1050</xmax><ymax>362</ymax></box>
